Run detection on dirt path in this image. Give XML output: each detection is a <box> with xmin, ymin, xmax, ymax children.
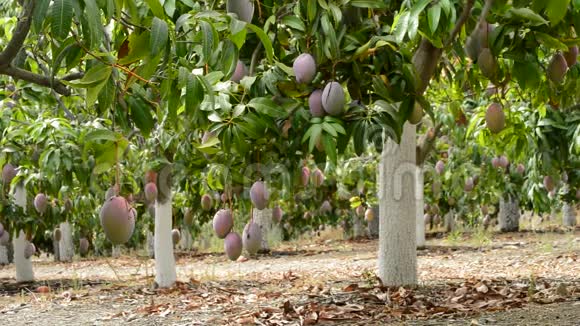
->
<box><xmin>1</xmin><ymin>230</ymin><xmax>579</xmax><ymax>325</ymax></box>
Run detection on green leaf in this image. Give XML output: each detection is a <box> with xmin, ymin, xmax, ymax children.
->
<box><xmin>349</xmin><ymin>0</ymin><xmax>386</xmax><ymax>8</ymax></box>
<box><xmin>392</xmin><ymin>11</ymin><xmax>410</xmax><ymax>44</ymax></box>
<box><xmin>428</xmin><ymin>4</ymin><xmax>441</xmax><ymax>34</ymax></box>
<box><xmin>127</xmin><ymin>95</ymin><xmax>155</xmax><ymax>137</ymax></box>
<box><xmin>164</xmin><ymin>0</ymin><xmax>176</xmax><ymax>16</ymax></box>
<box><xmin>65</xmin><ymin>64</ymin><xmax>112</xmax><ymax>88</ymax></box>
<box><xmin>247</xmin><ymin>98</ymin><xmax>288</xmax><ymax>119</ymax></box>
<box><xmin>97</xmin><ymin>77</ymin><xmax>115</xmax><ymax>114</ymax></box>
<box><xmin>186</xmin><ymin>74</ymin><xmax>204</xmax><ymax>115</ymax></box>
<box><xmin>410</xmin><ymin>0</ymin><xmax>431</xmax><ymax>18</ymax></box>
<box><xmin>246</xmin><ymin>24</ymin><xmax>274</xmax><ymax>63</ymax></box>
<box><xmin>83</xmin><ymin>0</ymin><xmax>102</xmax><ymax>50</ymax></box>
<box><xmin>281</xmin><ymin>16</ymin><xmax>305</xmax><ymax>32</ymax></box>
<box><xmin>535</xmin><ymin>32</ymin><xmax>568</xmax><ymax>51</ymax></box>
<box><xmin>200</xmin><ymin>20</ymin><xmax>216</xmax><ymax>64</ymax></box>
<box><xmin>546</xmin><ymin>0</ymin><xmax>570</xmax><ymax>26</ymax></box>
<box><xmin>150</xmin><ymin>17</ymin><xmax>169</xmax><ymax>57</ymax></box>
<box><xmin>321</xmin><ymin>122</ymin><xmax>337</xmax><ymax>137</ymax></box>
<box><xmin>307</xmin><ymin>124</ymin><xmax>322</xmax><ymax>152</ymax></box>
<box><xmin>307</xmin><ymin>0</ymin><xmax>317</xmax><ymax>22</ymax></box>
<box><xmin>322</xmin><ymin>133</ymin><xmax>337</xmax><ymax>166</ymax></box>
<box><xmin>221</xmin><ymin>40</ymin><xmax>239</xmax><ymax>80</ymax></box>
<box><xmin>512</xmin><ymin>60</ymin><xmax>541</xmax><ymax>90</ymax></box>
<box><xmin>505</xmin><ymin>7</ymin><xmax>549</xmax><ymax>26</ymax></box>
<box><xmin>33</xmin><ymin>0</ymin><xmax>50</xmax><ymax>33</ymax></box>
<box><xmin>51</xmin><ymin>0</ymin><xmax>74</xmax><ymax>40</ymax></box>
<box><xmin>144</xmin><ymin>0</ymin><xmax>165</xmax><ymax>18</ymax></box>
<box><xmin>84</xmin><ymin>129</ymin><xmax>123</xmax><ymax>142</ymax></box>
<box><xmin>118</xmin><ymin>31</ymin><xmax>150</xmax><ymax>65</ymax></box>
<box><xmin>86</xmin><ymin>77</ymin><xmax>108</xmax><ymax>108</ymax></box>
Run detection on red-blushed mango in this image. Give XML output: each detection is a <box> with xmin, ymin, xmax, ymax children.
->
<box><xmin>355</xmin><ymin>205</ymin><xmax>365</xmax><ymax>217</ymax></box>
<box><xmin>485</xmin><ymin>103</ymin><xmax>505</xmax><ymax>133</ymax></box>
<box><xmin>499</xmin><ymin>155</ymin><xmax>509</xmax><ymax>168</ymax></box>
<box><xmin>224</xmin><ymin>232</ymin><xmax>243</xmax><ymax>261</ymax></box>
<box><xmin>105</xmin><ymin>185</ymin><xmax>118</xmax><ymax>200</ymax></box>
<box><xmin>144</xmin><ymin>182</ymin><xmax>158</xmax><ymax>202</ymax></box>
<box><xmin>250</xmin><ymin>181</ymin><xmax>269</xmax><ymax>210</ymax></box>
<box><xmin>213</xmin><ymin>209</ymin><xmax>233</xmax><ymax>239</ymax></box>
<box><xmin>478</xmin><ymin>48</ymin><xmax>498</xmax><ymax>79</ymax></box>
<box><xmin>0</xmin><ymin>230</ymin><xmax>9</xmax><ymax>245</ymax></box>
<box><xmin>64</xmin><ymin>198</ymin><xmax>73</xmax><ymax>212</ymax></box>
<box><xmin>230</xmin><ymin>60</ymin><xmax>247</xmax><ymax>83</ymax></box>
<box><xmin>272</xmin><ymin>206</ymin><xmax>283</xmax><ymax>223</ymax></box>
<box><xmin>408</xmin><ymin>103</ymin><xmax>423</xmax><ymax>124</ymax></box>
<box><xmin>79</xmin><ymin>238</ymin><xmax>89</xmax><ymax>256</ymax></box>
<box><xmin>465</xmin><ymin>22</ymin><xmax>493</xmax><ymax>61</ymax></box>
<box><xmin>320</xmin><ymin>200</ymin><xmax>332</xmax><ymax>214</ymax></box>
<box><xmin>424</xmin><ymin>213</ymin><xmax>431</xmax><ymax>225</ymax></box>
<box><xmin>242</xmin><ymin>222</ymin><xmax>262</xmax><ymax>255</ymax></box>
<box><xmin>293</xmin><ymin>53</ymin><xmax>317</xmax><ymax>84</ymax></box>
<box><xmin>564</xmin><ymin>46</ymin><xmax>578</xmax><ymax>67</ymax></box>
<box><xmin>364</xmin><ymin>208</ymin><xmax>375</xmax><ymax>222</ymax></box>
<box><xmin>2</xmin><ymin>163</ymin><xmax>16</xmax><ymax>184</ymax></box>
<box><xmin>321</xmin><ymin>81</ymin><xmax>345</xmax><ymax>116</ymax></box>
<box><xmin>24</xmin><ymin>243</ymin><xmax>36</xmax><ymax>259</ymax></box>
<box><xmin>308</xmin><ymin>89</ymin><xmax>324</xmax><ymax>117</ymax></box>
<box><xmin>435</xmin><ymin>160</ymin><xmax>444</xmax><ymax>175</ymax></box>
<box><xmin>201</xmin><ymin>194</ymin><xmax>213</xmax><ymax>211</ymax></box>
<box><xmin>516</xmin><ymin>163</ymin><xmax>525</xmax><ymax>175</ymax></box>
<box><xmin>172</xmin><ymin>229</ymin><xmax>181</xmax><ymax>245</ymax></box>
<box><xmin>464</xmin><ymin>177</ymin><xmax>474</xmax><ymax>192</ymax></box>
<box><xmin>145</xmin><ymin>170</ymin><xmax>157</xmax><ymax>184</ymax></box>
<box><xmin>543</xmin><ymin>176</ymin><xmax>555</xmax><ymax>192</ymax></box>
<box><xmin>491</xmin><ymin>157</ymin><xmax>501</xmax><ymax>168</ymax></box>
<box><xmin>547</xmin><ymin>52</ymin><xmax>568</xmax><ymax>84</ymax></box>
<box><xmin>34</xmin><ymin>193</ymin><xmax>48</xmax><ymax>214</ymax></box>
<box><xmin>312</xmin><ymin>168</ymin><xmax>324</xmax><ymax>187</ymax></box>
<box><xmin>226</xmin><ymin>0</ymin><xmax>254</xmax><ymax>23</ymax></box>
<box><xmin>184</xmin><ymin>208</ymin><xmax>194</xmax><ymax>226</ymax></box>
<box><xmin>100</xmin><ymin>196</ymin><xmax>135</xmax><ymax>245</ymax></box>
<box><xmin>301</xmin><ymin>167</ymin><xmax>310</xmax><ymax>187</ymax></box>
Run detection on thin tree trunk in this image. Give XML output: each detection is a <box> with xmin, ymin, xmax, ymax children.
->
<box><xmin>53</xmin><ymin>236</ymin><xmax>60</xmax><ymax>262</ymax></box>
<box><xmin>14</xmin><ymin>184</ymin><xmax>33</xmax><ymax>282</ymax></box>
<box><xmin>112</xmin><ymin>245</ymin><xmax>121</xmax><ymax>258</ymax></box>
<box><xmin>0</xmin><ymin>243</ymin><xmax>9</xmax><ymax>265</ymax></box>
<box><xmin>253</xmin><ymin>208</ymin><xmax>275</xmax><ymax>251</ymax></box>
<box><xmin>444</xmin><ymin>209</ymin><xmax>455</xmax><ymax>232</ymax></box>
<box><xmin>498</xmin><ymin>196</ymin><xmax>520</xmax><ymax>232</ymax></box>
<box><xmin>352</xmin><ymin>216</ymin><xmax>365</xmax><ymax>238</ymax></box>
<box><xmin>58</xmin><ymin>221</ymin><xmax>74</xmax><ymax>262</ymax></box>
<box><xmin>416</xmin><ymin>169</ymin><xmax>426</xmax><ymax>247</ymax></box>
<box><xmin>14</xmin><ymin>230</ymin><xmax>34</xmax><ymax>282</ymax></box>
<box><xmin>178</xmin><ymin>228</ymin><xmax>193</xmax><ymax>250</ymax></box>
<box><xmin>378</xmin><ymin>122</ymin><xmax>417</xmax><ymax>286</ymax></box>
<box><xmin>367</xmin><ymin>206</ymin><xmax>379</xmax><ymax>239</ymax></box>
<box><xmin>146</xmin><ymin>230</ymin><xmax>155</xmax><ymax>258</ymax></box>
<box><xmin>562</xmin><ymin>202</ymin><xmax>577</xmax><ymax>227</ymax></box>
<box><xmin>154</xmin><ymin>194</ymin><xmax>176</xmax><ymax>287</ymax></box>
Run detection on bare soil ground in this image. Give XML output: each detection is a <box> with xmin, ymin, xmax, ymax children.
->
<box><xmin>1</xmin><ymin>228</ymin><xmax>579</xmax><ymax>325</ymax></box>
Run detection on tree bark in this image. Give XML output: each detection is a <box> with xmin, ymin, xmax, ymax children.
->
<box><xmin>14</xmin><ymin>230</ymin><xmax>34</xmax><ymax>282</ymax></box>
<box><xmin>444</xmin><ymin>209</ymin><xmax>455</xmax><ymax>232</ymax></box>
<box><xmin>367</xmin><ymin>206</ymin><xmax>379</xmax><ymax>239</ymax></box>
<box><xmin>562</xmin><ymin>202</ymin><xmax>577</xmax><ymax>227</ymax></box>
<box><xmin>253</xmin><ymin>208</ymin><xmax>275</xmax><ymax>251</ymax></box>
<box><xmin>53</xmin><ymin>236</ymin><xmax>60</xmax><ymax>262</ymax></box>
<box><xmin>416</xmin><ymin>169</ymin><xmax>426</xmax><ymax>247</ymax></box>
<box><xmin>0</xmin><ymin>243</ymin><xmax>10</xmax><ymax>265</ymax></box>
<box><xmin>498</xmin><ymin>196</ymin><xmax>520</xmax><ymax>232</ymax></box>
<box><xmin>154</xmin><ymin>194</ymin><xmax>176</xmax><ymax>287</ymax></box>
<box><xmin>146</xmin><ymin>230</ymin><xmax>155</xmax><ymax>258</ymax></box>
<box><xmin>58</xmin><ymin>221</ymin><xmax>74</xmax><ymax>262</ymax></box>
<box><xmin>178</xmin><ymin>228</ymin><xmax>193</xmax><ymax>250</ymax></box>
<box><xmin>378</xmin><ymin>122</ymin><xmax>417</xmax><ymax>286</ymax></box>
<box><xmin>352</xmin><ymin>215</ymin><xmax>365</xmax><ymax>239</ymax></box>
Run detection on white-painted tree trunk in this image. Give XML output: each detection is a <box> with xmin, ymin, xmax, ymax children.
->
<box><xmin>416</xmin><ymin>168</ymin><xmax>425</xmax><ymax>247</ymax></box>
<box><xmin>112</xmin><ymin>245</ymin><xmax>121</xmax><ymax>258</ymax></box>
<box><xmin>154</xmin><ymin>195</ymin><xmax>176</xmax><ymax>288</ymax></box>
<box><xmin>14</xmin><ymin>230</ymin><xmax>34</xmax><ymax>282</ymax></box>
<box><xmin>146</xmin><ymin>230</ymin><xmax>155</xmax><ymax>258</ymax></box>
<box><xmin>562</xmin><ymin>202</ymin><xmax>577</xmax><ymax>227</ymax></box>
<box><xmin>0</xmin><ymin>244</ymin><xmax>9</xmax><ymax>264</ymax></box>
<box><xmin>444</xmin><ymin>209</ymin><xmax>455</xmax><ymax>232</ymax></box>
<box><xmin>498</xmin><ymin>196</ymin><xmax>520</xmax><ymax>232</ymax></box>
<box><xmin>378</xmin><ymin>123</ymin><xmax>417</xmax><ymax>286</ymax></box>
<box><xmin>366</xmin><ymin>206</ymin><xmax>379</xmax><ymax>238</ymax></box>
<box><xmin>253</xmin><ymin>208</ymin><xmax>273</xmax><ymax>251</ymax></box>
<box><xmin>58</xmin><ymin>221</ymin><xmax>74</xmax><ymax>262</ymax></box>
<box><xmin>14</xmin><ymin>184</ymin><xmax>33</xmax><ymax>282</ymax></box>
<box><xmin>178</xmin><ymin>228</ymin><xmax>193</xmax><ymax>250</ymax></box>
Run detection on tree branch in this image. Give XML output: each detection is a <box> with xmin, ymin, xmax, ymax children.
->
<box><xmin>445</xmin><ymin>0</ymin><xmax>476</xmax><ymax>47</ymax></box>
<box><xmin>0</xmin><ymin>66</ymin><xmax>71</xmax><ymax>96</ymax></box>
<box><xmin>416</xmin><ymin>123</ymin><xmax>443</xmax><ymax>166</ymax></box>
<box><xmin>0</xmin><ymin>0</ymin><xmax>34</xmax><ymax>67</ymax></box>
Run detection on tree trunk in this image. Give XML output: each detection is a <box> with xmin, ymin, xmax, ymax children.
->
<box><xmin>178</xmin><ymin>228</ymin><xmax>193</xmax><ymax>251</ymax></box>
<box><xmin>0</xmin><ymin>243</ymin><xmax>9</xmax><ymax>265</ymax></box>
<box><xmin>154</xmin><ymin>193</ymin><xmax>176</xmax><ymax>288</ymax></box>
<box><xmin>0</xmin><ymin>231</ymin><xmax>11</xmax><ymax>264</ymax></box>
<box><xmin>367</xmin><ymin>206</ymin><xmax>379</xmax><ymax>238</ymax></box>
<box><xmin>14</xmin><ymin>184</ymin><xmax>33</xmax><ymax>282</ymax></box>
<box><xmin>146</xmin><ymin>230</ymin><xmax>154</xmax><ymax>258</ymax></box>
<box><xmin>352</xmin><ymin>216</ymin><xmax>365</xmax><ymax>238</ymax></box>
<box><xmin>253</xmin><ymin>208</ymin><xmax>276</xmax><ymax>251</ymax></box>
<box><xmin>562</xmin><ymin>202</ymin><xmax>577</xmax><ymax>227</ymax></box>
<box><xmin>53</xmin><ymin>236</ymin><xmax>60</xmax><ymax>262</ymax></box>
<box><xmin>498</xmin><ymin>196</ymin><xmax>520</xmax><ymax>232</ymax></box>
<box><xmin>444</xmin><ymin>209</ymin><xmax>455</xmax><ymax>232</ymax></box>
<box><xmin>14</xmin><ymin>230</ymin><xmax>34</xmax><ymax>282</ymax></box>
<box><xmin>416</xmin><ymin>168</ymin><xmax>426</xmax><ymax>247</ymax></box>
<box><xmin>378</xmin><ymin>122</ymin><xmax>417</xmax><ymax>286</ymax></box>
<box><xmin>58</xmin><ymin>221</ymin><xmax>74</xmax><ymax>262</ymax></box>
<box><xmin>112</xmin><ymin>245</ymin><xmax>121</xmax><ymax>258</ymax></box>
